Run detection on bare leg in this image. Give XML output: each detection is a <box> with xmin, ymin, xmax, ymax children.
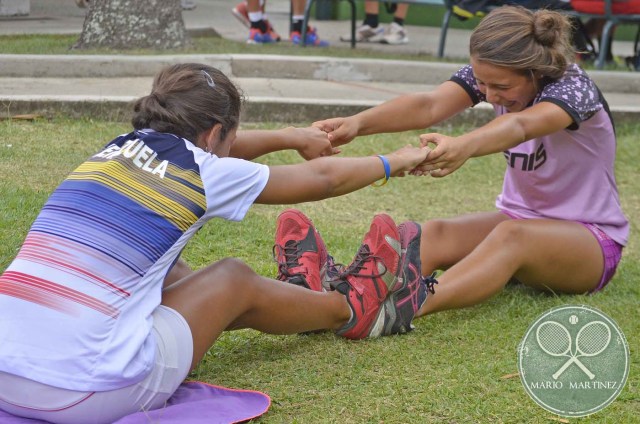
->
<box><xmin>163</xmin><ymin>258</ymin><xmax>193</xmax><ymax>289</ymax></box>
<box><xmin>247</xmin><ymin>0</ymin><xmax>261</xmax><ymax>13</ymax></box>
<box><xmin>395</xmin><ymin>3</ymin><xmax>409</xmax><ymax>19</ymax></box>
<box><xmin>418</xmin><ymin>218</ymin><xmax>604</xmax><ymax>317</ymax></box>
<box><xmin>291</xmin><ymin>0</ymin><xmax>305</xmax><ymax>15</ymax></box>
<box><xmin>161</xmin><ymin>258</ymin><xmax>350</xmax><ymax>371</ymax></box>
<box><xmin>420</xmin><ymin>211</ymin><xmax>511</xmax><ymax>274</ymax></box>
<box><xmin>364</xmin><ymin>1</ymin><xmax>379</xmax><ymax>14</ymax></box>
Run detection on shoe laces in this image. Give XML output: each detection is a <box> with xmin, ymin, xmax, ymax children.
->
<box><xmin>272</xmin><ymin>240</ymin><xmax>303</xmax><ymax>280</ymax></box>
<box><xmin>422</xmin><ymin>272</ymin><xmax>439</xmax><ymax>294</ymax></box>
<box><xmin>336</xmin><ymin>245</ymin><xmax>387</xmax><ymax>281</ymax></box>
<box><xmin>325</xmin><ymin>255</ymin><xmax>342</xmax><ymax>279</ymax></box>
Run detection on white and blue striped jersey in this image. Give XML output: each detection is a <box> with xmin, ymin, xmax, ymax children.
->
<box><xmin>0</xmin><ymin>129</ymin><xmax>269</xmax><ymax>391</ymax></box>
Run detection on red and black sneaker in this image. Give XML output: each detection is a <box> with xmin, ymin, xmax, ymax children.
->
<box><xmin>332</xmin><ymin>214</ymin><xmax>401</xmax><ymax>339</ymax></box>
<box><xmin>381</xmin><ymin>221</ymin><xmax>427</xmax><ymax>335</ymax></box>
<box><xmin>273</xmin><ymin>209</ymin><xmax>336</xmax><ymax>292</ymax></box>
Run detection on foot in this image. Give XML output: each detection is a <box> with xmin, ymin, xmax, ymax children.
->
<box><xmin>340</xmin><ymin>24</ymin><xmax>385</xmax><ymax>43</ymax></box>
<box><xmin>381</xmin><ymin>22</ymin><xmax>409</xmax><ymax>45</ymax></box>
<box><xmin>247</xmin><ymin>27</ymin><xmax>277</xmax><ymax>44</ymax></box>
<box><xmin>380</xmin><ymin>221</ymin><xmax>426</xmax><ymax>335</ymax></box>
<box><xmin>233</xmin><ymin>2</ymin><xmax>281</xmax><ymax>41</ymax></box>
<box><xmin>291</xmin><ymin>27</ymin><xmax>329</xmax><ymax>47</ymax></box>
<box><xmin>332</xmin><ymin>214</ymin><xmax>401</xmax><ymax>339</ymax></box>
<box><xmin>273</xmin><ymin>209</ymin><xmax>338</xmax><ymax>292</ymax></box>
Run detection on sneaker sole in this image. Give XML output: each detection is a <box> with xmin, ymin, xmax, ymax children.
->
<box><xmin>343</xmin><ymin>35</ymin><xmax>385</xmax><ymax>43</ymax></box>
<box><xmin>381</xmin><ymin>37</ymin><xmax>409</xmax><ymax>45</ymax></box>
<box><xmin>340</xmin><ymin>30</ymin><xmax>384</xmax><ymax>43</ymax></box>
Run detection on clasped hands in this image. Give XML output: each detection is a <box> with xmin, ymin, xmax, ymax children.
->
<box><xmin>300</xmin><ymin>122</ymin><xmax>468</xmax><ymax>178</ymax></box>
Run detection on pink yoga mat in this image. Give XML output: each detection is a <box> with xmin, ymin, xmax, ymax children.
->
<box><xmin>0</xmin><ymin>381</ymin><xmax>271</xmax><ymax>424</ymax></box>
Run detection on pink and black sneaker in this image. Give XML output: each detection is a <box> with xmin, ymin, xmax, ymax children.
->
<box><xmin>273</xmin><ymin>209</ymin><xmax>337</xmax><ymax>292</ymax></box>
<box><xmin>380</xmin><ymin>221</ymin><xmax>428</xmax><ymax>335</ymax></box>
<box><xmin>332</xmin><ymin>214</ymin><xmax>401</xmax><ymax>339</ymax></box>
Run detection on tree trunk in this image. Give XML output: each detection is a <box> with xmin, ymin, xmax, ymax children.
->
<box><xmin>73</xmin><ymin>0</ymin><xmax>190</xmax><ymax>50</ymax></box>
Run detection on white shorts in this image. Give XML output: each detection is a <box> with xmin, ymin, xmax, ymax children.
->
<box><xmin>0</xmin><ymin>305</ymin><xmax>193</xmax><ymax>424</ymax></box>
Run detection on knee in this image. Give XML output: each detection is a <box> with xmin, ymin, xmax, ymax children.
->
<box><xmin>420</xmin><ymin>219</ymin><xmax>450</xmax><ymax>268</ymax></box>
<box><xmin>487</xmin><ymin>220</ymin><xmax>529</xmax><ymax>249</ymax></box>
<box><xmin>421</xmin><ymin>219</ymin><xmax>448</xmax><ymax>243</ymax></box>
<box><xmin>204</xmin><ymin>257</ymin><xmax>257</xmax><ymax>287</ymax></box>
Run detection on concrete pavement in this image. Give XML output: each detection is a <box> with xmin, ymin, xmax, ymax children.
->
<box><xmin>0</xmin><ymin>0</ymin><xmax>638</xmax><ymax>124</ymax></box>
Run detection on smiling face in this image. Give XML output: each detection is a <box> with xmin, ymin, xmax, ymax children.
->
<box><xmin>470</xmin><ymin>57</ymin><xmax>540</xmax><ymax>113</ymax></box>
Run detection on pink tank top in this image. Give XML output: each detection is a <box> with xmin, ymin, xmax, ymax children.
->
<box><xmin>451</xmin><ymin>64</ymin><xmax>629</xmax><ymax>245</ymax></box>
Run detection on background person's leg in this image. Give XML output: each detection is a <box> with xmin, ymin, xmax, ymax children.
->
<box><xmin>341</xmin><ymin>1</ymin><xmax>384</xmax><ymax>42</ymax></box>
<box><xmin>290</xmin><ymin>0</ymin><xmax>329</xmax><ymax>46</ymax></box>
<box><xmin>246</xmin><ymin>0</ymin><xmax>277</xmax><ymax>43</ymax></box>
<box><xmin>382</xmin><ymin>3</ymin><xmax>410</xmax><ymax>45</ymax></box>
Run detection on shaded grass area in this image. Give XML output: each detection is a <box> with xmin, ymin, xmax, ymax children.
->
<box><xmin>0</xmin><ymin>118</ymin><xmax>638</xmax><ymax>422</ymax></box>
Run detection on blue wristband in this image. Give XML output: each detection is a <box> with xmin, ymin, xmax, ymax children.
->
<box><xmin>371</xmin><ymin>154</ymin><xmax>391</xmax><ymax>187</ymax></box>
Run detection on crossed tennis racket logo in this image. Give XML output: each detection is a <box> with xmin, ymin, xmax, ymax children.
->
<box><xmin>536</xmin><ymin>320</ymin><xmax>611</xmax><ymax>380</ymax></box>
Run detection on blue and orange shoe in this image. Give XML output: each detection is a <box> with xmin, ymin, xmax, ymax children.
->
<box><xmin>332</xmin><ymin>214</ymin><xmax>401</xmax><ymax>339</ymax></box>
<box><xmin>381</xmin><ymin>221</ymin><xmax>427</xmax><ymax>335</ymax></box>
<box><xmin>273</xmin><ymin>209</ymin><xmax>338</xmax><ymax>292</ymax></box>
<box><xmin>247</xmin><ymin>27</ymin><xmax>276</xmax><ymax>44</ymax></box>
<box><xmin>290</xmin><ymin>27</ymin><xmax>329</xmax><ymax>47</ymax></box>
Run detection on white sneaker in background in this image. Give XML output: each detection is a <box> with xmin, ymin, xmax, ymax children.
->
<box><xmin>340</xmin><ymin>24</ymin><xmax>385</xmax><ymax>43</ymax></box>
<box><xmin>381</xmin><ymin>22</ymin><xmax>409</xmax><ymax>45</ymax></box>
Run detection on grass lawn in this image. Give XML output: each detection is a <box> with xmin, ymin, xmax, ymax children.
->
<box><xmin>0</xmin><ymin>117</ymin><xmax>638</xmax><ymax>422</ymax></box>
